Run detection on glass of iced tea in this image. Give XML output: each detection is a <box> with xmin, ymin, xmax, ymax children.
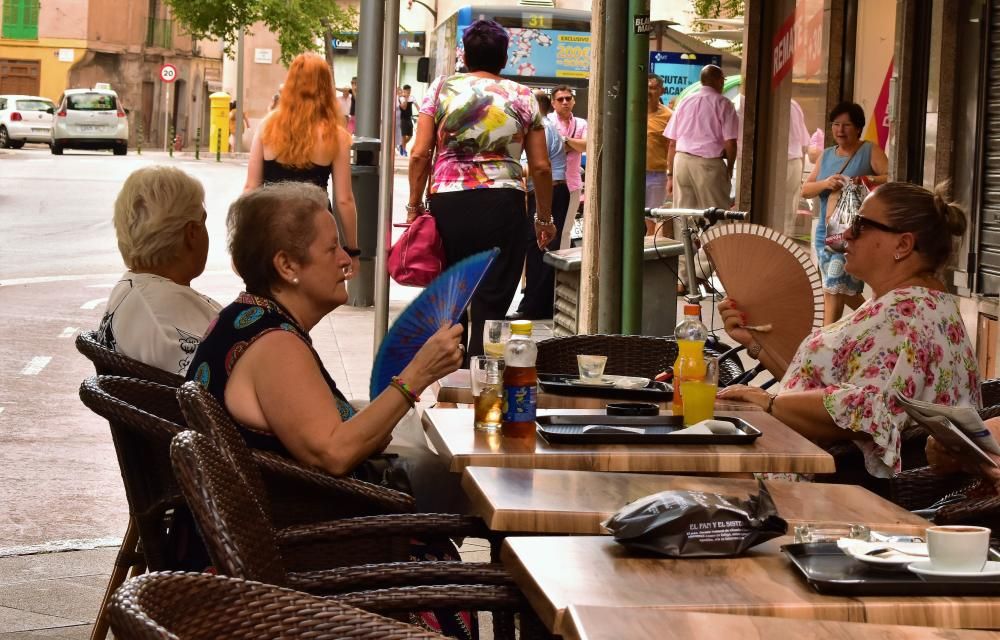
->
<box><xmin>482</xmin><ymin>320</ymin><xmax>510</xmax><ymax>359</ymax></box>
<box><xmin>470</xmin><ymin>356</ymin><xmax>504</xmax><ymax>430</ymax></box>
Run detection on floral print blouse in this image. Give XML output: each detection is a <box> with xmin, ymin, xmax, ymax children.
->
<box><xmin>779</xmin><ymin>286</ymin><xmax>980</xmax><ymax>478</ymax></box>
<box><xmin>419</xmin><ymin>73</ymin><xmax>543</xmax><ymax>194</ymax></box>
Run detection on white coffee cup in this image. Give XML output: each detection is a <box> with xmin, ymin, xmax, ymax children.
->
<box><xmin>925</xmin><ymin>525</ymin><xmax>991</xmax><ymax>573</ymax></box>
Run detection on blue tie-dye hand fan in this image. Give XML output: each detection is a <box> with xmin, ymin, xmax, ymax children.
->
<box><xmin>370</xmin><ymin>248</ymin><xmax>499</xmax><ymax>399</ymax></box>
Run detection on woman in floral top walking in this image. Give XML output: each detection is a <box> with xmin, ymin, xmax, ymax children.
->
<box><xmin>718</xmin><ymin>182</ymin><xmax>979</xmax><ymax>487</ymax></box>
<box><xmin>407</xmin><ymin>18</ymin><xmax>555</xmax><ymax>359</ymax></box>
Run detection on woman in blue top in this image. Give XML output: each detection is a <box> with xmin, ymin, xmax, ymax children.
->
<box><xmin>802</xmin><ymin>101</ymin><xmax>888</xmax><ymax>325</ymax></box>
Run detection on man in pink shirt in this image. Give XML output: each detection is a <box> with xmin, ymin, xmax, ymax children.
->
<box><xmin>663</xmin><ymin>65</ymin><xmax>738</xmax><ymax>290</ymax></box>
<box><xmin>548</xmin><ymin>85</ymin><xmax>587</xmax><ymax>249</ymax></box>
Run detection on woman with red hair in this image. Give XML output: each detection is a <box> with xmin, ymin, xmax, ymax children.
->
<box><xmin>245</xmin><ymin>52</ymin><xmax>360</xmax><ymax>276</ymax></box>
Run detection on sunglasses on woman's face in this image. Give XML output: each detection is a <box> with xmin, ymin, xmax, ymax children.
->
<box><xmin>849</xmin><ymin>214</ymin><xmax>905</xmax><ymax>238</ymax></box>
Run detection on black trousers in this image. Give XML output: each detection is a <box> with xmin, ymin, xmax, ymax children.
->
<box><xmin>517</xmin><ymin>182</ymin><xmax>571</xmax><ymax>317</ymax></box>
<box><xmin>429</xmin><ymin>188</ymin><xmax>530</xmax><ymax>359</ymax></box>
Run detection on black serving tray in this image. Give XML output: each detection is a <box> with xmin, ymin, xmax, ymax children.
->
<box><xmin>537</xmin><ymin>373</ymin><xmax>673</xmax><ymax>402</ymax></box>
<box><xmin>782</xmin><ymin>542</ymin><xmax>1000</xmax><ymax>596</ymax></box>
<box><xmin>536</xmin><ymin>415</ymin><xmax>761</xmax><ymax>445</ymax></box>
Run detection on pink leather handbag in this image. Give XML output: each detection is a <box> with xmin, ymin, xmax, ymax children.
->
<box><xmin>387</xmin><ymin>213</ymin><xmax>445</xmax><ymax>287</ymax></box>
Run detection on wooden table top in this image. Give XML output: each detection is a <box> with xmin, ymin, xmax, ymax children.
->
<box><xmin>502</xmin><ymin>536</ymin><xmax>1000</xmax><ymax>635</ymax></box>
<box><xmin>422</xmin><ymin>408</ymin><xmax>835</xmax><ymax>474</ymax></box>
<box><xmin>435</xmin><ymin>369</ymin><xmax>760</xmax><ymax>411</ymax></box>
<box><xmin>562</xmin><ymin>607</ymin><xmax>1000</xmax><ymax>640</ymax></box>
<box><xmin>461</xmin><ymin>467</ymin><xmax>931</xmax><ymax>536</ymax></box>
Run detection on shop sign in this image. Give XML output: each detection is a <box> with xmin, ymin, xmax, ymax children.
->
<box><xmin>771</xmin><ymin>10</ymin><xmax>795</xmax><ymax>89</ymax></box>
<box><xmin>649</xmin><ymin>52</ymin><xmax>722</xmax><ymax>100</ymax></box>
<box><xmin>254</xmin><ymin>48</ymin><xmax>273</xmax><ymax>64</ymax></box>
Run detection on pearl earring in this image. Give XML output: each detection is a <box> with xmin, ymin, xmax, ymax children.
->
<box><xmin>893</xmin><ymin>254</ymin><xmax>901</xmax><ymax>261</ymax></box>
<box><xmin>292</xmin><ymin>277</ymin><xmax>300</xmax><ymax>284</ymax></box>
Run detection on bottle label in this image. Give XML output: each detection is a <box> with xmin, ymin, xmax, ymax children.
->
<box><xmin>502</xmin><ymin>384</ymin><xmax>537</xmax><ymax>422</ymax></box>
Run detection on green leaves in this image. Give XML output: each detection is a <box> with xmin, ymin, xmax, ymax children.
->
<box><xmin>165</xmin><ymin>0</ymin><xmax>358</xmax><ymax>64</ymax></box>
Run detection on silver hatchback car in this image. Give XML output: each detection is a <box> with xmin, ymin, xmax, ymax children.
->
<box><xmin>0</xmin><ymin>95</ymin><xmax>55</xmax><ymax>148</ymax></box>
<box><xmin>51</xmin><ymin>86</ymin><xmax>129</xmax><ymax>155</ymax></box>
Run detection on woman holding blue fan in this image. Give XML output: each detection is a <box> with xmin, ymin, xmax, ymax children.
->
<box><xmin>186</xmin><ymin>183</ymin><xmax>466</xmax><ymax>514</ymax></box>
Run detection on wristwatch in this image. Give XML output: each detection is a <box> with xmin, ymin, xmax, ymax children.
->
<box><xmin>344</xmin><ymin>247</ymin><xmax>361</xmax><ymax>258</ymax></box>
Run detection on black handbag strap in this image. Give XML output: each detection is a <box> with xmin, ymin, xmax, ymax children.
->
<box><xmin>836</xmin><ymin>140</ymin><xmax>867</xmax><ymax>175</ymax></box>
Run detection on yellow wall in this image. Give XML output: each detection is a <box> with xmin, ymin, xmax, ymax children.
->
<box><xmin>0</xmin><ymin>37</ymin><xmax>88</xmax><ymax>101</ymax></box>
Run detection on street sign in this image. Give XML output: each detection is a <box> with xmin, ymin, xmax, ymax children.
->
<box><xmin>159</xmin><ymin>63</ymin><xmax>177</xmax><ymax>83</ymax></box>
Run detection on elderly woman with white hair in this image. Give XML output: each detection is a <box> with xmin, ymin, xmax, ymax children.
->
<box><xmin>97</xmin><ymin>166</ymin><xmax>221</xmax><ymax>376</ymax></box>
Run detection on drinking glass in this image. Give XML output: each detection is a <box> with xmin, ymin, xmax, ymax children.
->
<box><xmin>470</xmin><ymin>356</ymin><xmax>504</xmax><ymax>430</ymax></box>
<box><xmin>576</xmin><ymin>355</ymin><xmax>608</xmax><ymax>382</ymax></box>
<box><xmin>680</xmin><ymin>356</ymin><xmax>718</xmax><ymax>425</ymax></box>
<box><xmin>482</xmin><ymin>320</ymin><xmax>510</xmax><ymax>359</ymax></box>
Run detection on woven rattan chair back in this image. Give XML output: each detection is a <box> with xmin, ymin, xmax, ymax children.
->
<box><xmin>175</xmin><ymin>382</ymin><xmax>271</xmax><ymax>511</ymax></box>
<box><xmin>169</xmin><ymin>430</ymin><xmax>288</xmax><ymax>586</ymax></box>
<box><xmin>982</xmin><ymin>378</ymin><xmax>1000</xmax><ymax>412</ymax></box>
<box><xmin>109</xmin><ymin>571</ymin><xmax>444</xmax><ymax>639</ymax></box>
<box><xmin>535</xmin><ymin>334</ymin><xmax>744</xmax><ymax>386</ymax></box>
<box><xmin>78</xmin><ymin>375</ymin><xmax>190</xmax><ymax>570</ymax></box>
<box><xmin>175</xmin><ymin>381</ymin><xmax>415</xmax><ymax>529</ymax></box>
<box><xmin>76</xmin><ymin>330</ymin><xmax>185</xmax><ymax>387</ymax></box>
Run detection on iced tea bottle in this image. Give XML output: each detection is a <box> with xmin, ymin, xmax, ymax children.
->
<box><xmin>501</xmin><ymin>320</ymin><xmax>538</xmax><ymax>438</ymax></box>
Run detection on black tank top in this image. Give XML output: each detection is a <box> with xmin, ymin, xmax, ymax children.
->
<box><xmin>187</xmin><ymin>292</ymin><xmax>356</xmax><ymax>456</ymax></box>
<box><xmin>262</xmin><ymin>159</ymin><xmax>332</xmax><ymax>191</ymax></box>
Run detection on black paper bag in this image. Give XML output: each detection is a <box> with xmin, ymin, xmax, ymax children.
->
<box><xmin>602</xmin><ymin>479</ymin><xmax>787</xmax><ymax>557</ymax></box>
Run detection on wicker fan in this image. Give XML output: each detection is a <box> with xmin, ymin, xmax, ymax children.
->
<box><xmin>701</xmin><ymin>222</ymin><xmax>823</xmax><ymax>373</ymax></box>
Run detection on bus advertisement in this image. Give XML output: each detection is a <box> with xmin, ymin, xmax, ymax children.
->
<box><xmin>431</xmin><ymin>6</ymin><xmax>591</xmax><ymax>116</ymax></box>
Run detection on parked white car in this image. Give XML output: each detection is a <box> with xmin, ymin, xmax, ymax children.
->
<box><xmin>51</xmin><ymin>85</ymin><xmax>129</xmax><ymax>155</ymax></box>
<box><xmin>0</xmin><ymin>95</ymin><xmax>55</xmax><ymax>149</ymax></box>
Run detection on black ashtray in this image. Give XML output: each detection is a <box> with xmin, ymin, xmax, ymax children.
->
<box><xmin>606</xmin><ymin>402</ymin><xmax>660</xmax><ymax>416</ymax></box>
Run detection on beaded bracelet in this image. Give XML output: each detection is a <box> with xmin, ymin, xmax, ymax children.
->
<box><xmin>390</xmin><ymin>376</ymin><xmax>419</xmax><ymax>407</ymax></box>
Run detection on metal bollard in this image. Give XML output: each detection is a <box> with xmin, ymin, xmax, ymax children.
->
<box><xmin>168</xmin><ymin>124</ymin><xmax>174</xmax><ymax>158</ymax></box>
<box><xmin>216</xmin><ymin>128</ymin><xmax>222</xmax><ymax>163</ymax></box>
<box><xmin>195</xmin><ymin>127</ymin><xmax>201</xmax><ymax>160</ymax></box>
<box><xmin>136</xmin><ymin>120</ymin><xmax>143</xmax><ymax>155</ymax></box>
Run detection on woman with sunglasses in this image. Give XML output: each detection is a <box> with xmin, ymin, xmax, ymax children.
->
<box><xmin>801</xmin><ymin>101</ymin><xmax>889</xmax><ymax>325</ymax></box>
<box><xmin>717</xmin><ymin>182</ymin><xmax>978</xmax><ymax>488</ymax></box>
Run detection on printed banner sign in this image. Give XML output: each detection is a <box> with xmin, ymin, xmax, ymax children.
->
<box><xmin>649</xmin><ymin>51</ymin><xmax>723</xmax><ymax>102</ymax></box>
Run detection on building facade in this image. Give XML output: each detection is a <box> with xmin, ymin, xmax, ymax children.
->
<box><xmin>0</xmin><ymin>0</ymin><xmax>223</xmax><ymax>148</ymax></box>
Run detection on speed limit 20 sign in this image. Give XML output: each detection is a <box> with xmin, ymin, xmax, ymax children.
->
<box><xmin>159</xmin><ymin>63</ymin><xmax>178</xmax><ymax>83</ymax></box>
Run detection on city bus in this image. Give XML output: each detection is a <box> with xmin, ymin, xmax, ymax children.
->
<box><xmin>430</xmin><ymin>5</ymin><xmax>591</xmax><ymax>117</ymax></box>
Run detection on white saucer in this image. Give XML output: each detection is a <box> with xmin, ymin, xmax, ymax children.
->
<box><xmin>566</xmin><ymin>377</ymin><xmax>616</xmax><ymax>387</ymax></box>
<box><xmin>611</xmin><ymin>376</ymin><xmax>651</xmax><ymax>389</ymax></box>
<box><xmin>841</xmin><ymin>541</ymin><xmax>928</xmax><ymax>570</ymax></box>
<box><xmin>907</xmin><ymin>560</ymin><xmax>1000</xmax><ymax>580</ymax></box>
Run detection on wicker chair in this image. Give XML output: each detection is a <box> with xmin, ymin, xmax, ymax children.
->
<box><xmin>109</xmin><ymin>571</ymin><xmax>445</xmax><ymax>639</ymax></box>
<box><xmin>534</xmin><ymin>334</ymin><xmax>744</xmax><ymax>386</ymax></box>
<box><xmin>168</xmin><ymin>430</ymin><xmax>541</xmax><ymax>639</ymax></box>
<box><xmin>75</xmin><ymin>330</ymin><xmax>184</xmax><ymax>387</ymax></box>
<box><xmin>78</xmin><ymin>375</ymin><xmax>193</xmax><ymax>640</ymax></box>
<box><xmin>175</xmin><ymin>381</ymin><xmax>415</xmax><ymax>532</ymax></box>
<box><xmin>982</xmin><ymin>377</ymin><xmax>1000</xmax><ymax>412</ymax></box>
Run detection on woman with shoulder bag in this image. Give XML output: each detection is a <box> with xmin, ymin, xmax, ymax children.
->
<box><xmin>407</xmin><ymin>19</ymin><xmax>555</xmax><ymax>359</ymax></box>
<box><xmin>801</xmin><ymin>101</ymin><xmax>888</xmax><ymax>325</ymax></box>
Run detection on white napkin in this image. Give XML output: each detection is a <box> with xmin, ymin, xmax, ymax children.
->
<box><xmin>668</xmin><ymin>419</ymin><xmax>740</xmax><ymax>436</ymax></box>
